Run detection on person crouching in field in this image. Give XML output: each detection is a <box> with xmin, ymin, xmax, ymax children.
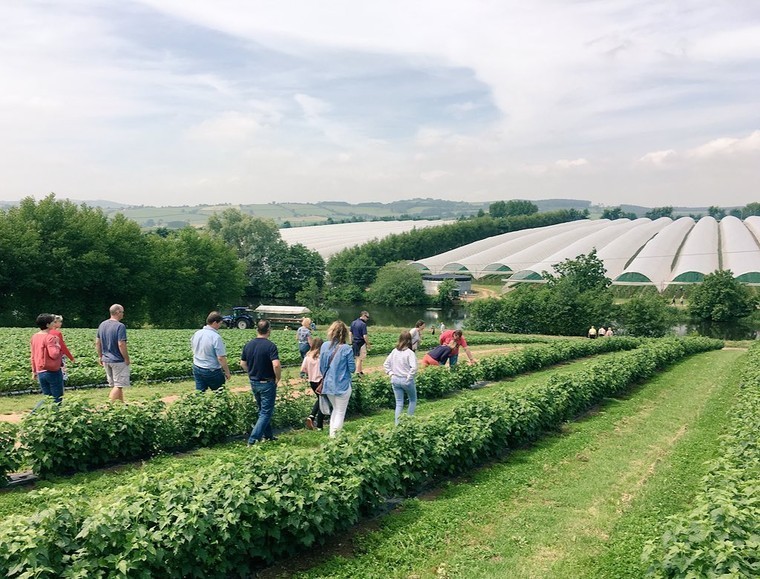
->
<box><xmin>420</xmin><ymin>340</ymin><xmax>457</xmax><ymax>368</ymax></box>
<box><xmin>320</xmin><ymin>321</ymin><xmax>355</xmax><ymax>437</ymax></box>
<box><xmin>383</xmin><ymin>331</ymin><xmax>418</xmax><ymax>424</ymax></box>
<box><xmin>30</xmin><ymin>313</ymin><xmax>64</xmax><ymax>405</ymax></box>
<box><xmin>302</xmin><ymin>337</ymin><xmax>326</xmax><ymax>430</ymax></box>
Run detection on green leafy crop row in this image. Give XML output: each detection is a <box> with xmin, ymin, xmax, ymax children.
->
<box><xmin>4</xmin><ymin>337</ymin><xmax>639</xmax><ymax>480</ymax></box>
<box><xmin>0</xmin><ymin>328</ymin><xmax>541</xmax><ymax>393</ymax></box>
<box><xmin>0</xmin><ymin>337</ymin><xmax>722</xmax><ymax>577</ymax></box>
<box><xmin>643</xmin><ymin>343</ymin><xmax>760</xmax><ymax>578</ymax></box>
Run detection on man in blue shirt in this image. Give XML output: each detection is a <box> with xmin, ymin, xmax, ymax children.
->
<box><xmin>350</xmin><ymin>310</ymin><xmax>371</xmax><ymax>375</ymax></box>
<box><xmin>95</xmin><ymin>304</ymin><xmax>130</xmax><ymax>402</ymax></box>
<box><xmin>191</xmin><ymin>311</ymin><xmax>231</xmax><ymax>392</ymax></box>
<box><xmin>240</xmin><ymin>319</ymin><xmax>281</xmax><ymax>444</ymax></box>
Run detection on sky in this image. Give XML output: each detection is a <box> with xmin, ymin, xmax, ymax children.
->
<box><xmin>1</xmin><ymin>0</ymin><xmax>759</xmax><ymax>208</ymax></box>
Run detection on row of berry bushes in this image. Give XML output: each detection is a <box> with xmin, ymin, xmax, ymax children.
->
<box><xmin>0</xmin><ymin>337</ymin><xmax>722</xmax><ymax>576</ymax></box>
<box><xmin>643</xmin><ymin>342</ymin><xmax>760</xmax><ymax>578</ymax></box>
<box><xmin>5</xmin><ymin>337</ymin><xmax>642</xmax><ymax>479</ymax></box>
<box><xmin>0</xmin><ymin>328</ymin><xmax>547</xmax><ymax>393</ymax></box>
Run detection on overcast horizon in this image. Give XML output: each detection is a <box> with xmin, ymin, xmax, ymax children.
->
<box><xmin>2</xmin><ymin>1</ymin><xmax>759</xmax><ymax>208</ymax></box>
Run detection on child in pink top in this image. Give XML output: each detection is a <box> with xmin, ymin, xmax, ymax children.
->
<box><xmin>301</xmin><ymin>337</ymin><xmax>325</xmax><ymax>430</ymax></box>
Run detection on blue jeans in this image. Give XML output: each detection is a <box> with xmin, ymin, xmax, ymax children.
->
<box><xmin>392</xmin><ymin>379</ymin><xmax>417</xmax><ymax>424</ymax></box>
<box><xmin>248</xmin><ymin>380</ymin><xmax>277</xmax><ymax>443</ymax></box>
<box><xmin>448</xmin><ymin>354</ymin><xmax>459</xmax><ymax>366</ymax></box>
<box><xmin>193</xmin><ymin>365</ymin><xmax>225</xmax><ymax>392</ymax></box>
<box><xmin>298</xmin><ymin>342</ymin><xmax>310</xmax><ymax>360</ymax></box>
<box><xmin>38</xmin><ymin>370</ymin><xmax>64</xmax><ymax>404</ymax></box>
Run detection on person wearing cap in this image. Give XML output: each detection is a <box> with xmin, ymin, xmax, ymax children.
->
<box><xmin>349</xmin><ymin>310</ymin><xmax>371</xmax><ymax>375</ymax></box>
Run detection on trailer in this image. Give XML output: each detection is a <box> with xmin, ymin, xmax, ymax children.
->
<box><xmin>252</xmin><ymin>305</ymin><xmax>311</xmax><ymax>329</ymax></box>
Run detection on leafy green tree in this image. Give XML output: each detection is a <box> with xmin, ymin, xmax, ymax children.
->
<box><xmin>619</xmin><ymin>293</ymin><xmax>672</xmax><ymax>337</ymax></box>
<box><xmin>435</xmin><ymin>278</ymin><xmax>458</xmax><ymax>308</ymax></box>
<box><xmin>366</xmin><ymin>262</ymin><xmax>427</xmax><ymax>305</ymax></box>
<box><xmin>144</xmin><ymin>228</ymin><xmax>246</xmax><ymax>327</ymax></box>
<box><xmin>544</xmin><ymin>249</ymin><xmax>611</xmax><ymax>292</ymax></box>
<box><xmin>469</xmin><ymin>251</ymin><xmax>614</xmax><ymax>336</ymax></box>
<box><xmin>601</xmin><ymin>206</ymin><xmax>637</xmax><ymax>220</ymax></box>
<box><xmin>489</xmin><ymin>200</ymin><xmax>538</xmax><ymax>218</ymax></box>
<box><xmin>708</xmin><ymin>206</ymin><xmax>726</xmax><ymax>219</ymax></box>
<box><xmin>645</xmin><ymin>206</ymin><xmax>674</xmax><ymax>219</ymax></box>
<box><xmin>688</xmin><ymin>270</ymin><xmax>757</xmax><ymax>322</ymax></box>
<box><xmin>741</xmin><ymin>202</ymin><xmax>760</xmax><ymax>218</ymax></box>
<box><xmin>207</xmin><ymin>208</ymin><xmax>322</xmax><ymax>299</ymax></box>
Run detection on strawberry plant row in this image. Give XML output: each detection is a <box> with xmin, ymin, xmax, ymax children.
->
<box><xmin>5</xmin><ymin>337</ymin><xmax>640</xmax><ymax>480</ymax></box>
<box><xmin>0</xmin><ymin>337</ymin><xmax>722</xmax><ymax>577</ymax></box>
<box><xmin>643</xmin><ymin>343</ymin><xmax>760</xmax><ymax>578</ymax></box>
<box><xmin>0</xmin><ymin>327</ymin><xmax>541</xmax><ymax>393</ymax></box>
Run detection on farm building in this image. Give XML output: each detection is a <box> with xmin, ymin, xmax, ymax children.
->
<box><xmin>421</xmin><ymin>274</ymin><xmax>472</xmax><ymax>296</ymax></box>
<box><xmin>411</xmin><ymin>216</ymin><xmax>760</xmax><ymax>291</ymax></box>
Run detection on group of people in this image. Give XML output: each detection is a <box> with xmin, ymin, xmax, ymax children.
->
<box><xmin>30</xmin><ymin>304</ymin><xmax>130</xmax><ymax>407</ymax></box>
<box><xmin>587</xmin><ymin>325</ymin><xmax>614</xmax><ymax>339</ymax></box>
<box><xmin>31</xmin><ymin>305</ymin><xmax>474</xmax><ymax>446</ymax></box>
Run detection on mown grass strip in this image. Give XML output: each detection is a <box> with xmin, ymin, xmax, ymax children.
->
<box><xmin>290</xmin><ymin>348</ymin><xmax>742</xmax><ymax>579</ymax></box>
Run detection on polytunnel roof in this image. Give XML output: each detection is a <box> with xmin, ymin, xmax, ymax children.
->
<box><xmin>411</xmin><ymin>220</ymin><xmax>597</xmax><ymax>277</ymax></box>
<box><xmin>670</xmin><ymin>216</ymin><xmax>719</xmax><ymax>283</ymax></box>
<box><xmin>510</xmin><ymin>219</ymin><xmax>636</xmax><ymax>281</ymax></box>
<box><xmin>614</xmin><ymin>217</ymin><xmax>695</xmax><ymax>287</ymax></box>
<box><xmin>595</xmin><ymin>217</ymin><xmax>672</xmax><ymax>280</ymax></box>
<box><xmin>720</xmin><ymin>215</ymin><xmax>760</xmax><ymax>282</ymax></box>
<box><xmin>279</xmin><ymin>219</ymin><xmax>452</xmax><ymax>258</ymax></box>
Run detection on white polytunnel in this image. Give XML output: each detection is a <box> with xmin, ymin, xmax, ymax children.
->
<box><xmin>412</xmin><ymin>220</ymin><xmax>586</xmax><ymax>277</ymax></box>
<box><xmin>279</xmin><ymin>220</ymin><xmax>452</xmax><ymax>259</ymax></box>
<box><xmin>720</xmin><ymin>215</ymin><xmax>760</xmax><ymax>283</ymax></box>
<box><xmin>493</xmin><ymin>219</ymin><xmax>612</xmax><ymax>275</ymax></box>
<box><xmin>510</xmin><ymin>218</ymin><xmax>635</xmax><ymax>281</ymax></box>
<box><xmin>670</xmin><ymin>216</ymin><xmax>720</xmax><ymax>283</ymax></box>
<box><xmin>595</xmin><ymin>217</ymin><xmax>671</xmax><ymax>280</ymax></box>
<box><xmin>614</xmin><ymin>217</ymin><xmax>695</xmax><ymax>288</ymax></box>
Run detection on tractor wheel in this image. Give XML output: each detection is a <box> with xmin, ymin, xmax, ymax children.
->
<box><xmin>237</xmin><ymin>318</ymin><xmax>251</xmax><ymax>330</ymax></box>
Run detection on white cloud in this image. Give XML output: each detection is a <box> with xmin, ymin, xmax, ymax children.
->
<box><xmin>420</xmin><ymin>170</ymin><xmax>451</xmax><ymax>182</ymax></box>
<box><xmin>638</xmin><ymin>149</ymin><xmax>677</xmax><ymax>165</ymax></box>
<box><xmin>186</xmin><ymin>111</ymin><xmax>261</xmax><ymax>142</ymax></box>
<box><xmin>555</xmin><ymin>158</ymin><xmax>589</xmax><ymax>169</ymax></box>
<box><xmin>687</xmin><ymin>130</ymin><xmax>760</xmax><ymax>158</ymax></box>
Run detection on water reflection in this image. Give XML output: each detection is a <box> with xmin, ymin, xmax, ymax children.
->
<box><xmin>673</xmin><ymin>321</ymin><xmax>759</xmax><ymax>340</ymax></box>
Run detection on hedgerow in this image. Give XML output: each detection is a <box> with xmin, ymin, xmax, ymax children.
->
<box><xmin>643</xmin><ymin>342</ymin><xmax>760</xmax><ymax>578</ymax></box>
<box><xmin>0</xmin><ymin>337</ymin><xmax>721</xmax><ymax>577</ymax></box>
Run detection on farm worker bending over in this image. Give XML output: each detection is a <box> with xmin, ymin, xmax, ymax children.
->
<box><xmin>320</xmin><ymin>321</ymin><xmax>355</xmax><ymax>438</ymax></box>
<box><xmin>240</xmin><ymin>319</ymin><xmax>281</xmax><ymax>445</ymax></box>
<box><xmin>191</xmin><ymin>311</ymin><xmax>231</xmax><ymax>392</ymax></box>
<box><xmin>96</xmin><ymin>304</ymin><xmax>130</xmax><ymax>402</ymax></box>
<box><xmin>421</xmin><ymin>340</ymin><xmax>456</xmax><ymax>368</ymax></box>
<box><xmin>30</xmin><ymin>313</ymin><xmax>64</xmax><ymax>404</ymax></box>
<box><xmin>350</xmin><ymin>310</ymin><xmax>371</xmax><ymax>375</ymax></box>
<box><xmin>438</xmin><ymin>329</ymin><xmax>475</xmax><ymax>366</ymax></box>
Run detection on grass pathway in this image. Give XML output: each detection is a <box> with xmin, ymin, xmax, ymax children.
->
<box><xmin>278</xmin><ymin>348</ymin><xmax>743</xmax><ymax>579</ymax></box>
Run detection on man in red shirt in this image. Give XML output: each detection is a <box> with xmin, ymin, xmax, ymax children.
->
<box><xmin>438</xmin><ymin>329</ymin><xmax>475</xmax><ymax>367</ymax></box>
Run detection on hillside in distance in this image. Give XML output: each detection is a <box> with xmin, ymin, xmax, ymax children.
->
<box><xmin>90</xmin><ymin>198</ymin><xmax>594</xmax><ymax>229</ymax></box>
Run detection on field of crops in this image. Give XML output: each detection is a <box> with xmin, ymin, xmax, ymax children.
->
<box><xmin>0</xmin><ymin>327</ymin><xmax>544</xmax><ymax>394</ymax></box>
<box><xmin>1</xmin><ymin>335</ymin><xmax>754</xmax><ymax>578</ymax></box>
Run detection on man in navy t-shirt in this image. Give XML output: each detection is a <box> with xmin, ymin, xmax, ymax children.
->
<box><xmin>240</xmin><ymin>319</ymin><xmax>281</xmax><ymax>444</ymax></box>
<box><xmin>349</xmin><ymin>310</ymin><xmax>371</xmax><ymax>375</ymax></box>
